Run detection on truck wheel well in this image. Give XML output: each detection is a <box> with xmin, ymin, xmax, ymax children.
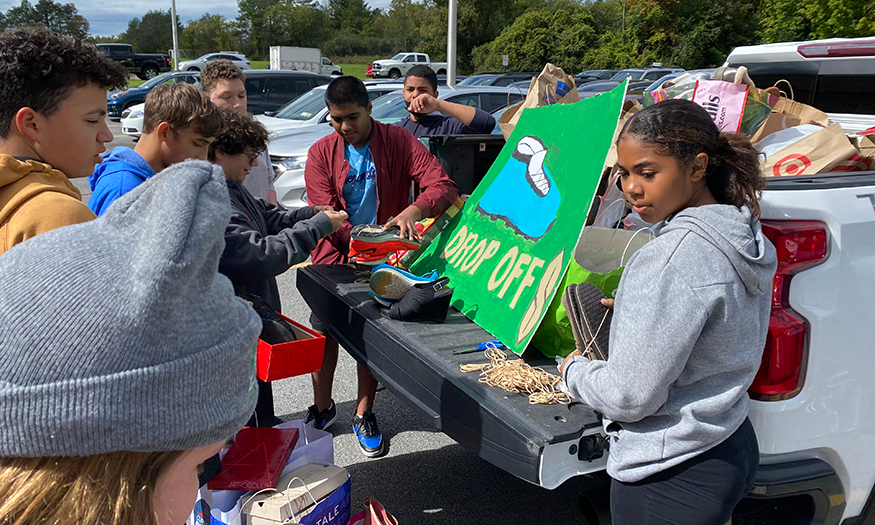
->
<box><xmin>437</xmin><ymin>69</ymin><xmax>446</xmax><ymax>75</ymax></box>
<box><xmin>389</xmin><ymin>68</ymin><xmax>401</xmax><ymax>79</ymax></box>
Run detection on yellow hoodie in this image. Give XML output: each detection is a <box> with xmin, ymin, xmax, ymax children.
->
<box><xmin>0</xmin><ymin>155</ymin><xmax>95</xmax><ymax>256</ymax></box>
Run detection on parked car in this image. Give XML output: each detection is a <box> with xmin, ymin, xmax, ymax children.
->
<box><xmin>120</xmin><ymin>69</ymin><xmax>332</xmax><ymax>137</ymax></box>
<box><xmin>578</xmin><ymin>79</ymin><xmax>654</xmax><ymax>94</ymax></box>
<box><xmin>270</xmin><ymin>86</ymin><xmax>527</xmax><ymax>208</ymax></box>
<box><xmin>610</xmin><ymin>67</ymin><xmax>685</xmax><ymax>82</ymax></box>
<box><xmin>369</xmin><ymin>52</ymin><xmax>448</xmax><ymax>79</ymax></box>
<box><xmin>256</xmin><ymin>84</ymin><xmax>403</xmax><ymax>133</ymax></box>
<box><xmin>577</xmin><ymin>69</ymin><xmax>619</xmax><ymax>81</ymax></box>
<box><xmin>107</xmin><ymin>71</ymin><xmax>200</xmax><ymax>118</ymax></box>
<box><xmin>95</xmin><ymin>43</ymin><xmax>171</xmax><ymax>80</ymax></box>
<box><xmin>179</xmin><ymin>52</ymin><xmax>251</xmax><ymax>72</ymax></box>
<box><xmin>243</xmin><ymin>70</ymin><xmax>333</xmax><ymax>115</ymax></box>
<box><xmin>458</xmin><ymin>72</ymin><xmax>539</xmax><ymax>87</ymax></box>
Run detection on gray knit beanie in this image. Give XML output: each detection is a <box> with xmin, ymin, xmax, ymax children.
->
<box><xmin>0</xmin><ymin>160</ymin><xmax>262</xmax><ymax>457</ymax></box>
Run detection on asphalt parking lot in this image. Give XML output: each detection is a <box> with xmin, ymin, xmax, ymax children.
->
<box><xmin>70</xmin><ymin>118</ymin><xmax>601</xmax><ymax>524</ymax></box>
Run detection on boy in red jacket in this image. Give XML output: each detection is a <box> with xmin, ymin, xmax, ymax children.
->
<box><xmin>304</xmin><ymin>76</ymin><xmax>458</xmax><ymax>457</ymax></box>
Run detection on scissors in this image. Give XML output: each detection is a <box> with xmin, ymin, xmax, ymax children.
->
<box><xmin>452</xmin><ymin>339</ymin><xmax>505</xmax><ymax>355</ymax></box>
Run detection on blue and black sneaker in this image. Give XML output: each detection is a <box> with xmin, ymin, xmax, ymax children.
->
<box><xmin>352</xmin><ymin>411</ymin><xmax>385</xmax><ymax>458</ymax></box>
<box><xmin>304</xmin><ymin>401</ymin><xmax>337</xmax><ymax>431</ymax></box>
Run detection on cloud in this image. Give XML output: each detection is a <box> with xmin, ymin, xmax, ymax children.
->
<box><xmin>80</xmin><ymin>0</ymin><xmax>394</xmax><ymax>37</ymax></box>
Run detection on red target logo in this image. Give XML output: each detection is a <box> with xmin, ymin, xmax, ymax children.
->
<box><xmin>773</xmin><ymin>154</ymin><xmax>812</xmax><ymax>177</ymax></box>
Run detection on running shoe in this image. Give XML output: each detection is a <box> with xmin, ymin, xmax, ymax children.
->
<box><xmin>369</xmin><ymin>290</ymin><xmax>396</xmax><ymax>307</ymax></box>
<box><xmin>369</xmin><ymin>264</ymin><xmax>439</xmax><ymax>302</ymax></box>
<box><xmin>350</xmin><ymin>224</ymin><xmax>421</xmax><ymax>254</ymax></box>
<box><xmin>304</xmin><ymin>401</ymin><xmax>337</xmax><ymax>431</ymax></box>
<box><xmin>352</xmin><ymin>411</ymin><xmax>385</xmax><ymax>458</ymax></box>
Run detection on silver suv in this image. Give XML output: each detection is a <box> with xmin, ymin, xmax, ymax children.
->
<box><xmin>179</xmin><ymin>52</ymin><xmax>251</xmax><ymax>72</ymax></box>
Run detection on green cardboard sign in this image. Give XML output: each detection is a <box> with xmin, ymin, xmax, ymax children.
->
<box><xmin>411</xmin><ymin>82</ymin><xmax>626</xmax><ymax>354</ymax></box>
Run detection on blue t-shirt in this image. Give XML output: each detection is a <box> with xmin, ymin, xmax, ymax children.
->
<box><xmin>342</xmin><ymin>142</ymin><xmax>377</xmax><ymax>225</ymax></box>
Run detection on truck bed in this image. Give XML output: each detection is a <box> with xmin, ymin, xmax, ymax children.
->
<box><xmin>297</xmin><ymin>264</ymin><xmax>606</xmax><ymax>489</ymax></box>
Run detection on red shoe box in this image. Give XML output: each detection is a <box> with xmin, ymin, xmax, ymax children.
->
<box><xmin>207</xmin><ymin>426</ymin><xmax>299</xmax><ymax>491</ymax></box>
<box><xmin>256</xmin><ymin>312</ymin><xmax>326</xmax><ymax>382</ymax></box>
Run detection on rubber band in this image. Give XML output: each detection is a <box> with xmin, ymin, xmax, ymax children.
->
<box><xmin>460</xmin><ymin>347</ymin><xmax>571</xmax><ymax>405</ymax></box>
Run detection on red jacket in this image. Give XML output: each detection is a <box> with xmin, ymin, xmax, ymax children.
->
<box><xmin>305</xmin><ymin>118</ymin><xmax>459</xmax><ymax>265</ymax></box>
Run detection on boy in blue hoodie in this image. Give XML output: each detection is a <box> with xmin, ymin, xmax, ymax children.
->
<box><xmin>88</xmin><ymin>83</ymin><xmax>223</xmax><ymax>216</ymax></box>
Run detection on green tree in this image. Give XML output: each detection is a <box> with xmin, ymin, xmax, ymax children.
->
<box><xmin>264</xmin><ymin>3</ymin><xmax>329</xmax><ymax>47</ymax></box>
<box><xmin>471</xmin><ymin>3</ymin><xmax>597</xmax><ymax>73</ymax></box>
<box><xmin>120</xmin><ymin>10</ymin><xmax>182</xmax><ymax>53</ymax></box>
<box><xmin>759</xmin><ymin>0</ymin><xmax>875</xmax><ymax>42</ymax></box>
<box><xmin>328</xmin><ymin>0</ymin><xmax>375</xmax><ymax>33</ymax></box>
<box><xmin>238</xmin><ymin>0</ymin><xmax>282</xmax><ymax>57</ymax></box>
<box><xmin>385</xmin><ymin>0</ymin><xmax>424</xmax><ymax>51</ymax></box>
<box><xmin>4</xmin><ymin>0</ymin><xmax>90</xmax><ymax>39</ymax></box>
<box><xmin>180</xmin><ymin>14</ymin><xmax>235</xmax><ymax>57</ymax></box>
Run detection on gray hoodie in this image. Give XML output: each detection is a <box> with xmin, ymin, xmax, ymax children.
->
<box><xmin>563</xmin><ymin>204</ymin><xmax>777</xmax><ymax>483</ymax></box>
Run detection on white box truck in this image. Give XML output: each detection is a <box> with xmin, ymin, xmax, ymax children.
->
<box><xmin>269</xmin><ymin>46</ymin><xmax>342</xmax><ymax>75</ymax></box>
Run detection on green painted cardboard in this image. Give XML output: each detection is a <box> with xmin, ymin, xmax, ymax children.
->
<box><xmin>411</xmin><ymin>82</ymin><xmax>627</xmax><ymax>355</ymax></box>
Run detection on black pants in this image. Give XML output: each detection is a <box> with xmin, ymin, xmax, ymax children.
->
<box><xmin>611</xmin><ymin>418</ymin><xmax>759</xmax><ymax>525</ymax></box>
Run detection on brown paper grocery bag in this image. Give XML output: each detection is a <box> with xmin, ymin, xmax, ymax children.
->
<box><xmin>761</xmin><ymin>123</ymin><xmax>857</xmax><ymax>177</ymax></box>
<box><xmin>772</xmin><ymin>97</ymin><xmax>829</xmax><ymax>127</ymax></box>
<box><xmin>857</xmin><ymin>135</ymin><xmax>875</xmax><ymax>158</ymax></box>
<box><xmin>751</xmin><ymin>112</ymin><xmax>802</xmax><ymax>143</ymax></box>
<box><xmin>499</xmin><ymin>63</ymin><xmax>580</xmax><ymax>139</ymax></box>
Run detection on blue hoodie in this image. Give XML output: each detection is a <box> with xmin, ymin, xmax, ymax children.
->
<box><xmin>88</xmin><ymin>147</ymin><xmax>156</xmax><ymax>216</ymax></box>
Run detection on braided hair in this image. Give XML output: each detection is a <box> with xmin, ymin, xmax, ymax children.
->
<box><xmin>618</xmin><ymin>99</ymin><xmax>764</xmax><ymax>218</ymax></box>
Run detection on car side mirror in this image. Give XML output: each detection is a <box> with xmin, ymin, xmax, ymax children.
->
<box><xmin>263</xmin><ymin>111</ymin><xmax>275</xmax><ymax>117</ymax></box>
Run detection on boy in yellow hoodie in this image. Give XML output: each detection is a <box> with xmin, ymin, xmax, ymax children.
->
<box><xmin>0</xmin><ymin>27</ymin><xmax>127</xmax><ymax>255</ymax></box>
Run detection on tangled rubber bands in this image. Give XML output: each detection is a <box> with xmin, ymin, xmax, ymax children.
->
<box><xmin>460</xmin><ymin>347</ymin><xmax>571</xmax><ymax>405</ymax></box>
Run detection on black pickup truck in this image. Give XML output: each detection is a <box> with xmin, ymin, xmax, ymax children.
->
<box><xmin>96</xmin><ymin>43</ymin><xmax>172</xmax><ymax>80</ymax></box>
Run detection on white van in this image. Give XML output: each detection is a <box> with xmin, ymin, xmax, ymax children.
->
<box><xmin>724</xmin><ymin>37</ymin><xmax>875</xmax><ymax>115</ymax></box>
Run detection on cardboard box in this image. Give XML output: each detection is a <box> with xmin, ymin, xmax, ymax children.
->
<box><xmin>257</xmin><ymin>312</ymin><xmax>326</xmax><ymax>381</ymax></box>
<box><xmin>242</xmin><ymin>463</ymin><xmax>349</xmax><ymax>524</ymax></box>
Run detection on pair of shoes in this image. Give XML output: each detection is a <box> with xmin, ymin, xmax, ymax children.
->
<box><xmin>350</xmin><ymin>224</ymin><xmax>421</xmax><ymax>265</ymax></box>
<box><xmin>369</xmin><ymin>264</ymin><xmax>439</xmax><ymax>303</ymax></box>
<box><xmin>562</xmin><ymin>283</ymin><xmax>612</xmax><ymax>361</ymax></box>
<box><xmin>352</xmin><ymin>411</ymin><xmax>385</xmax><ymax>458</ymax></box>
<box><xmin>304</xmin><ymin>400</ymin><xmax>337</xmax><ymax>431</ymax></box>
<box><xmin>381</xmin><ymin>277</ymin><xmax>452</xmax><ymax>323</ymax></box>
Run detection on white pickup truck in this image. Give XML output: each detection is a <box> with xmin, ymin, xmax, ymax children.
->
<box><xmin>369</xmin><ymin>52</ymin><xmax>448</xmax><ymax>79</ymax></box>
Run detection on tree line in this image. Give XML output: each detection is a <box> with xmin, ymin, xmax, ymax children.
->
<box><xmin>2</xmin><ymin>0</ymin><xmax>873</xmax><ymax>74</ymax></box>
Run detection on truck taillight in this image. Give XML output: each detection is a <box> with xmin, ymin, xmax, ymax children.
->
<box><xmin>749</xmin><ymin>221</ymin><xmax>828</xmax><ymax>401</ymax></box>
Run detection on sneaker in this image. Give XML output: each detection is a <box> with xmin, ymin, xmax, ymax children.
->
<box><xmin>382</xmin><ymin>277</ymin><xmax>452</xmax><ymax>323</ymax></box>
<box><xmin>304</xmin><ymin>401</ymin><xmax>337</xmax><ymax>431</ymax></box>
<box><xmin>369</xmin><ymin>264</ymin><xmax>439</xmax><ymax>302</ymax></box>
<box><xmin>369</xmin><ymin>290</ymin><xmax>396</xmax><ymax>307</ymax></box>
<box><xmin>351</xmin><ymin>224</ymin><xmax>421</xmax><ymax>253</ymax></box>
<box><xmin>352</xmin><ymin>411</ymin><xmax>385</xmax><ymax>458</ymax></box>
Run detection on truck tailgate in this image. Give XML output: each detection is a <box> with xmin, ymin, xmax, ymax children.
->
<box><xmin>298</xmin><ymin>264</ymin><xmax>606</xmax><ymax>488</ymax></box>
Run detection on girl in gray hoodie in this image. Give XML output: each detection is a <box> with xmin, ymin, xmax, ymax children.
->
<box><xmin>561</xmin><ymin>99</ymin><xmax>777</xmax><ymax>525</ymax></box>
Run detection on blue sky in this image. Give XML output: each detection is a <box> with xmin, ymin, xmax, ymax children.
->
<box><xmin>69</xmin><ymin>0</ymin><xmax>393</xmax><ymax>37</ymax></box>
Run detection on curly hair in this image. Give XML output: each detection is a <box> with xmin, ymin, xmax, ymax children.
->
<box><xmin>201</xmin><ymin>59</ymin><xmax>245</xmax><ymax>95</ymax></box>
<box><xmin>618</xmin><ymin>99</ymin><xmax>765</xmax><ymax>218</ymax></box>
<box><xmin>0</xmin><ymin>27</ymin><xmax>128</xmax><ymax>139</ymax></box>
<box><xmin>143</xmin><ymin>83</ymin><xmax>224</xmax><ymax>138</ymax></box>
<box><xmin>208</xmin><ymin>108</ymin><xmax>268</xmax><ymax>161</ymax></box>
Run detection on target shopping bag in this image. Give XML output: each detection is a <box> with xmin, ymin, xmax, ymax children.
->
<box><xmin>759</xmin><ymin>123</ymin><xmax>857</xmax><ymax>177</ymax></box>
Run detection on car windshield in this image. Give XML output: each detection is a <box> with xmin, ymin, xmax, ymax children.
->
<box><xmin>371</xmin><ymin>92</ymin><xmax>409</xmax><ymax>124</ymax></box>
<box><xmin>610</xmin><ymin>70</ymin><xmax>641</xmax><ymax>81</ymax></box>
<box><xmin>467</xmin><ymin>76</ymin><xmax>499</xmax><ymax>86</ymax></box>
<box><xmin>458</xmin><ymin>75</ymin><xmax>491</xmax><ymax>86</ymax></box>
<box><xmin>195</xmin><ymin>54</ymin><xmax>213</xmax><ymax>61</ymax></box>
<box><xmin>139</xmin><ymin>73</ymin><xmax>174</xmax><ymax>89</ymax></box>
<box><xmin>390</xmin><ymin>53</ymin><xmax>405</xmax><ymax>61</ymax></box>
<box><xmin>274</xmin><ymin>89</ymin><xmax>327</xmax><ymax>121</ymax></box>
<box><xmin>578</xmin><ymin>81</ymin><xmax>616</xmax><ymax>91</ymax></box>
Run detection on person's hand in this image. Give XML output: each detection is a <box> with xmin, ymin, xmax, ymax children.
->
<box><xmin>408</xmin><ymin>93</ymin><xmax>441</xmax><ymax>115</ymax></box>
<box><xmin>559</xmin><ymin>349</ymin><xmax>583</xmax><ymax>375</ymax></box>
<box><xmin>383</xmin><ymin>205</ymin><xmax>422</xmax><ymax>240</ymax></box>
<box><xmin>313</xmin><ymin>205</ymin><xmax>335</xmax><ymax>213</ymax></box>
<box><xmin>322</xmin><ymin>210</ymin><xmax>348</xmax><ymax>232</ymax></box>
<box><xmin>601</xmin><ymin>298</ymin><xmax>614</xmax><ymax>309</ymax></box>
